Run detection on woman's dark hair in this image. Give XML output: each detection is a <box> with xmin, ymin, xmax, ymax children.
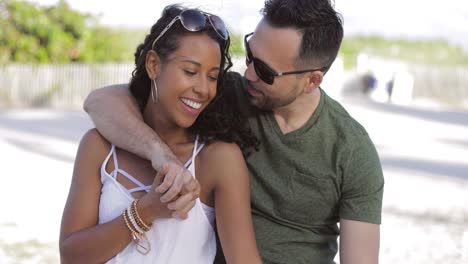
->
<box><xmin>129</xmin><ymin>4</ymin><xmax>258</xmax><ymax>155</ymax></box>
<box><xmin>190</xmin><ymin>71</ymin><xmax>259</xmax><ymax>156</ymax></box>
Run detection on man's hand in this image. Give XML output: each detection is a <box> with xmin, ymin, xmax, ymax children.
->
<box><xmin>155</xmin><ymin>163</ymin><xmax>200</xmax><ymax>219</ymax></box>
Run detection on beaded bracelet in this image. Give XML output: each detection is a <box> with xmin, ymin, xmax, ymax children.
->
<box><xmin>122</xmin><ymin>209</ymin><xmax>139</xmax><ymax>235</ymax></box>
<box><xmin>122</xmin><ymin>206</ymin><xmax>151</xmax><ymax>255</ymax></box>
<box><xmin>132</xmin><ymin>199</ymin><xmax>152</xmax><ymax>232</ymax></box>
<box><xmin>127</xmin><ymin>204</ymin><xmax>146</xmax><ymax>234</ymax></box>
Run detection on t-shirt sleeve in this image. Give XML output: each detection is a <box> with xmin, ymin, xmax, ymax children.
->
<box><xmin>339</xmin><ymin>134</ymin><xmax>384</xmax><ymax>224</ymax></box>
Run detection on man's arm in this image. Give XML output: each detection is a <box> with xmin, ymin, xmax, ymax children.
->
<box><xmin>339</xmin><ymin>219</ymin><xmax>380</xmax><ymax>264</ymax></box>
<box><xmin>84</xmin><ymin>84</ymin><xmax>163</xmax><ymax>165</ymax></box>
<box><xmin>83</xmin><ymin>84</ymin><xmax>200</xmax><ymax>216</ymax></box>
<box><xmin>338</xmin><ymin>131</ymin><xmax>384</xmax><ymax>263</ymax></box>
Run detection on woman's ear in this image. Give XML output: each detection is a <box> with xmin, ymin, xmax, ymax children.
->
<box><xmin>146</xmin><ymin>50</ymin><xmax>161</xmax><ymax>79</ymax></box>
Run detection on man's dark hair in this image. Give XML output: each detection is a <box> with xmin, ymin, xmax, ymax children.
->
<box><xmin>262</xmin><ymin>0</ymin><xmax>344</xmax><ymax>70</ymax></box>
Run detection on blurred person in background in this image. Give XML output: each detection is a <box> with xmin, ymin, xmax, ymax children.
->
<box><xmin>84</xmin><ymin>0</ymin><xmax>384</xmax><ymax>263</ymax></box>
<box><xmin>60</xmin><ymin>4</ymin><xmax>262</xmax><ymax>264</ymax></box>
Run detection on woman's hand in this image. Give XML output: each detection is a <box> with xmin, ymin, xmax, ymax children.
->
<box><xmin>138</xmin><ymin>164</ymin><xmax>200</xmax><ymax>223</ymax></box>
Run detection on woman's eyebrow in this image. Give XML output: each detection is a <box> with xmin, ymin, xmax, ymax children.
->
<box><xmin>180</xmin><ymin>59</ymin><xmax>221</xmax><ymax>71</ymax></box>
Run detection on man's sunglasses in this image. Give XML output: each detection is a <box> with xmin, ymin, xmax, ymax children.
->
<box><xmin>244</xmin><ymin>32</ymin><xmax>328</xmax><ymax>85</ymax></box>
<box><xmin>152</xmin><ymin>9</ymin><xmax>228</xmax><ymax>49</ymax></box>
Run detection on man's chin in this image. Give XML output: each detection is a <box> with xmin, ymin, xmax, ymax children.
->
<box><xmin>248</xmin><ymin>96</ymin><xmax>271</xmax><ymax>111</ymax></box>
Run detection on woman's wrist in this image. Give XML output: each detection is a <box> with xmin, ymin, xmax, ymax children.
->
<box><xmin>137</xmin><ymin>195</ymin><xmax>159</xmax><ymax>224</ymax></box>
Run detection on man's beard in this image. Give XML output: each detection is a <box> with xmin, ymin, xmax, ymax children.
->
<box><xmin>247</xmin><ymin>91</ymin><xmax>297</xmax><ymax>111</ymax></box>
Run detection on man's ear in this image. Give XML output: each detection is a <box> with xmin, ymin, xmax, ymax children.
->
<box><xmin>304</xmin><ymin>71</ymin><xmax>323</xmax><ymax>94</ymax></box>
<box><xmin>146</xmin><ymin>50</ymin><xmax>161</xmax><ymax>80</ymax></box>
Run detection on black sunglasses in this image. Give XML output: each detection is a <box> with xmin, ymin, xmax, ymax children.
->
<box><xmin>152</xmin><ymin>9</ymin><xmax>228</xmax><ymax>49</ymax></box>
<box><xmin>244</xmin><ymin>32</ymin><xmax>328</xmax><ymax>85</ymax></box>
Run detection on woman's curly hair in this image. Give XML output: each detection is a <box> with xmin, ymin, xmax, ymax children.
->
<box><xmin>128</xmin><ymin>4</ymin><xmax>258</xmax><ymax>156</ymax></box>
<box><xmin>189</xmin><ymin>71</ymin><xmax>259</xmax><ymax>156</ymax></box>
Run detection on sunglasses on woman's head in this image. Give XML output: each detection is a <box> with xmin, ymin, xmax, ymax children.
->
<box><xmin>244</xmin><ymin>32</ymin><xmax>328</xmax><ymax>85</ymax></box>
<box><xmin>152</xmin><ymin>9</ymin><xmax>229</xmax><ymax>49</ymax></box>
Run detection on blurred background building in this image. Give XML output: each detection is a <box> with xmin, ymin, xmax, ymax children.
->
<box><xmin>0</xmin><ymin>0</ymin><xmax>467</xmax><ymax>263</ymax></box>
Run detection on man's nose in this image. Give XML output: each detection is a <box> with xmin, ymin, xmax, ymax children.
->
<box><xmin>244</xmin><ymin>61</ymin><xmax>259</xmax><ymax>82</ymax></box>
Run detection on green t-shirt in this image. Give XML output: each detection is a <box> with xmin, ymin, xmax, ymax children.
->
<box><xmin>216</xmin><ymin>75</ymin><xmax>384</xmax><ymax>264</ymax></box>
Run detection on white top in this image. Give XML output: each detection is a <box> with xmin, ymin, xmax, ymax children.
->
<box><xmin>98</xmin><ymin>136</ymin><xmax>216</xmax><ymax>264</ymax></box>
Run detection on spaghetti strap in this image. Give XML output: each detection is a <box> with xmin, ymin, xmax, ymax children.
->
<box><xmin>183</xmin><ymin>135</ymin><xmax>204</xmax><ymax>169</ymax></box>
<box><xmin>100</xmin><ymin>145</ymin><xmax>116</xmax><ymax>181</ymax></box>
<box><xmin>105</xmin><ymin>139</ymin><xmax>203</xmax><ymax>193</ymax></box>
<box><xmin>116</xmin><ymin>169</ymin><xmax>149</xmax><ymax>188</ymax></box>
<box><xmin>194</xmin><ymin>139</ymin><xmax>205</xmax><ymax>157</ymax></box>
<box><xmin>109</xmin><ymin>144</ymin><xmax>151</xmax><ymax>190</ymax></box>
<box><xmin>191</xmin><ymin>135</ymin><xmax>199</xmax><ymax>166</ymax></box>
<box><xmin>183</xmin><ymin>158</ymin><xmax>192</xmax><ymax>168</ymax></box>
<box><xmin>128</xmin><ymin>185</ymin><xmax>152</xmax><ymax>194</ymax></box>
<box><xmin>185</xmin><ymin>135</ymin><xmax>205</xmax><ymax>179</ymax></box>
<box><xmin>101</xmin><ymin>145</ymin><xmax>115</xmax><ymax>172</ymax></box>
<box><xmin>112</xmin><ymin>145</ymin><xmax>119</xmax><ymax>174</ymax></box>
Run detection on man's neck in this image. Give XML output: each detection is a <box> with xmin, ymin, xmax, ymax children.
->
<box><xmin>272</xmin><ymin>88</ymin><xmax>321</xmax><ymax>134</ymax></box>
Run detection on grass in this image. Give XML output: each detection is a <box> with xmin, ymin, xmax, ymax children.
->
<box><xmin>340</xmin><ymin>35</ymin><xmax>468</xmax><ymax>69</ymax></box>
<box><xmin>0</xmin><ymin>239</ymin><xmax>59</xmax><ymax>264</ymax></box>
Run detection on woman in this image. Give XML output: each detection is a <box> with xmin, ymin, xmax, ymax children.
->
<box><xmin>59</xmin><ymin>5</ymin><xmax>261</xmax><ymax>264</ymax></box>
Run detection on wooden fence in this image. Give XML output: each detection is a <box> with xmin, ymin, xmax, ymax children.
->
<box><xmin>411</xmin><ymin>65</ymin><xmax>468</xmax><ymax>105</ymax></box>
<box><xmin>0</xmin><ymin>58</ymin><xmax>247</xmax><ymax>108</ymax></box>
<box><xmin>0</xmin><ymin>64</ymin><xmax>133</xmax><ymax>108</ymax></box>
<box><xmin>356</xmin><ymin>54</ymin><xmax>468</xmax><ymax>107</ymax></box>
<box><xmin>0</xmin><ymin>60</ymin><xmax>467</xmax><ymax>108</ymax></box>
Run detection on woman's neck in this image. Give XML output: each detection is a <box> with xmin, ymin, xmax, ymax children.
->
<box><xmin>142</xmin><ymin>102</ymin><xmax>193</xmax><ymax>149</ymax></box>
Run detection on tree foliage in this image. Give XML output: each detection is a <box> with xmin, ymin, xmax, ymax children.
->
<box><xmin>0</xmin><ymin>0</ymin><xmax>247</xmax><ymax>64</ymax></box>
<box><xmin>0</xmin><ymin>0</ymin><xmax>139</xmax><ymax>63</ymax></box>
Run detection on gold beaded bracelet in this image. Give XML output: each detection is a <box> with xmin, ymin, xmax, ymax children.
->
<box><xmin>123</xmin><ymin>207</ymin><xmax>151</xmax><ymax>255</ymax></box>
<box><xmin>132</xmin><ymin>199</ymin><xmax>152</xmax><ymax>232</ymax></box>
<box><xmin>122</xmin><ymin>209</ymin><xmax>139</xmax><ymax>235</ymax></box>
<box><xmin>127</xmin><ymin>205</ymin><xmax>146</xmax><ymax>234</ymax></box>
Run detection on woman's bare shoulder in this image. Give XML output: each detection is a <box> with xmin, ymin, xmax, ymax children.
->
<box><xmin>77</xmin><ymin>128</ymin><xmax>112</xmax><ymax>165</ymax></box>
<box><xmin>198</xmin><ymin>141</ymin><xmax>247</xmax><ymax>181</ymax></box>
<box><xmin>200</xmin><ymin>141</ymin><xmax>243</xmax><ymax>162</ymax></box>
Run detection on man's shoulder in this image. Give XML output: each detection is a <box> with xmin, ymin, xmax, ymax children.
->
<box><xmin>96</xmin><ymin>83</ymin><xmax>130</xmax><ymax>95</ymax></box>
<box><xmin>104</xmin><ymin>83</ymin><xmax>129</xmax><ymax>89</ymax></box>
<box><xmin>322</xmin><ymin>92</ymin><xmax>370</xmax><ymax>140</ymax></box>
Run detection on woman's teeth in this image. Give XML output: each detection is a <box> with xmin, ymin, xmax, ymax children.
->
<box><xmin>181</xmin><ymin>98</ymin><xmax>202</xmax><ymax>109</ymax></box>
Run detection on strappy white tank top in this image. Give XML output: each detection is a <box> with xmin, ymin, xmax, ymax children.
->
<box><xmin>98</xmin><ymin>136</ymin><xmax>216</xmax><ymax>263</ymax></box>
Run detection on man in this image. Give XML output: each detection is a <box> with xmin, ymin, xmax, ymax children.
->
<box><xmin>84</xmin><ymin>1</ymin><xmax>384</xmax><ymax>263</ymax></box>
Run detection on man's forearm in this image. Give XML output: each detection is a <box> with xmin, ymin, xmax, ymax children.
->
<box><xmin>83</xmin><ymin>84</ymin><xmax>179</xmax><ymax>169</ymax></box>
